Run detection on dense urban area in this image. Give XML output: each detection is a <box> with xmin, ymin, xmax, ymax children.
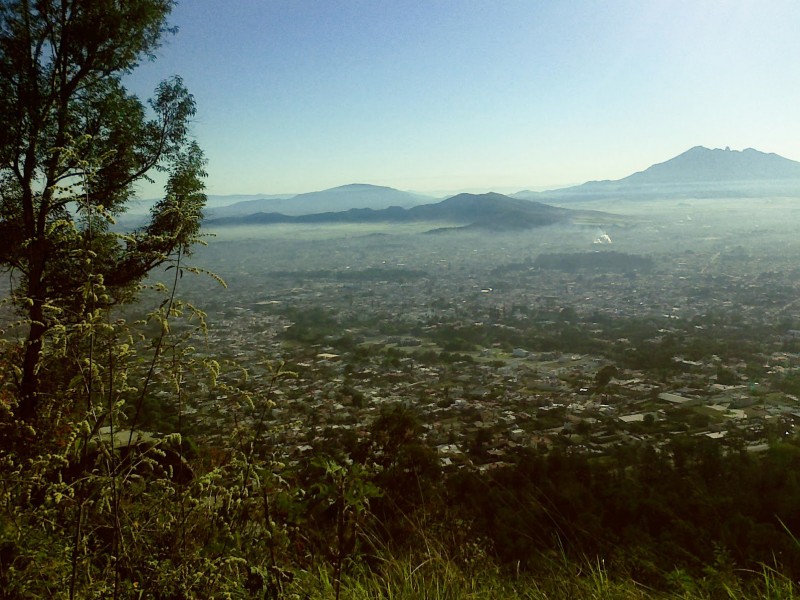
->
<box><xmin>174</xmin><ymin>200</ymin><xmax>800</xmax><ymax>469</ymax></box>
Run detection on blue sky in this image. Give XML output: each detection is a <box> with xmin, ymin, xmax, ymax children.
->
<box><xmin>128</xmin><ymin>0</ymin><xmax>800</xmax><ymax>198</ymax></box>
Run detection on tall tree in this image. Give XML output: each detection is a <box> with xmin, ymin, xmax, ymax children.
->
<box><xmin>0</xmin><ymin>0</ymin><xmax>206</xmax><ymax>421</ymax></box>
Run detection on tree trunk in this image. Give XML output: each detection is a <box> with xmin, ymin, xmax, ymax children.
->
<box><xmin>18</xmin><ymin>297</ymin><xmax>45</xmax><ymax>421</ymax></box>
<box><xmin>18</xmin><ymin>235</ymin><xmax>47</xmax><ymax>421</ymax></box>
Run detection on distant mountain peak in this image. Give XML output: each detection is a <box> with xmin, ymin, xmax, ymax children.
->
<box><xmin>622</xmin><ymin>146</ymin><xmax>800</xmax><ymax>184</ymax></box>
<box><xmin>511</xmin><ymin>145</ymin><xmax>800</xmax><ymax>203</ymax></box>
<box><xmin>324</xmin><ymin>183</ymin><xmax>397</xmax><ymax>192</ymax></box>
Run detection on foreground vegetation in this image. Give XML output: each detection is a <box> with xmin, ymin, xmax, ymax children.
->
<box><xmin>294</xmin><ymin>560</ymin><xmax>799</xmax><ymax>600</ymax></box>
<box><xmin>3</xmin><ymin>341</ymin><xmax>800</xmax><ymax>597</ymax></box>
<box><xmin>1</xmin><ymin>1</ymin><xmax>799</xmax><ymax>598</ymax></box>
<box><xmin>2</xmin><ymin>261</ymin><xmax>799</xmax><ymax>598</ymax></box>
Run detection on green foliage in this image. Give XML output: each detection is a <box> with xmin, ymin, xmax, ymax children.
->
<box><xmin>307</xmin><ymin>457</ymin><xmax>382</xmax><ymax>600</ymax></box>
<box><xmin>282</xmin><ymin>542</ymin><xmax>798</xmax><ymax>599</ymax></box>
<box><xmin>595</xmin><ymin>364</ymin><xmax>619</xmax><ymax>389</ymax></box>
<box><xmin>282</xmin><ymin>305</ymin><xmax>340</xmax><ymax>344</ymax></box>
<box><xmin>0</xmin><ymin>0</ymin><xmax>207</xmax><ymax>421</ymax></box>
<box><xmin>0</xmin><ymin>254</ymin><xmax>302</xmax><ymax>598</ymax></box>
<box><xmin>3</xmin><ymin>274</ymin><xmax>800</xmax><ymax>598</ymax></box>
<box><xmin>0</xmin><ymin>5</ymin><xmax>798</xmax><ymax>597</ymax></box>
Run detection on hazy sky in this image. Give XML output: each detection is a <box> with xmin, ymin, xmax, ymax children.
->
<box><xmin>128</xmin><ymin>0</ymin><xmax>800</xmax><ymax>198</ymax></box>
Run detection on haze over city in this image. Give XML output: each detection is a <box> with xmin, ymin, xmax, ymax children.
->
<box><xmin>127</xmin><ymin>0</ymin><xmax>800</xmax><ymax>198</ymax></box>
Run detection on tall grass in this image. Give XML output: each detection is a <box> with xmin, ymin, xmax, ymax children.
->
<box><xmin>288</xmin><ymin>555</ymin><xmax>656</xmax><ymax>599</ymax></box>
<box><xmin>279</xmin><ymin>501</ymin><xmax>800</xmax><ymax>600</ymax></box>
<box><xmin>286</xmin><ymin>551</ymin><xmax>798</xmax><ymax>600</ymax></box>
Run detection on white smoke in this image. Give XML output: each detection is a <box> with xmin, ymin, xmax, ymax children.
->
<box><xmin>593</xmin><ymin>229</ymin><xmax>612</xmax><ymax>244</ymax></box>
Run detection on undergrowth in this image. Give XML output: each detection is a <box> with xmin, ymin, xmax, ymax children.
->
<box><xmin>284</xmin><ymin>553</ymin><xmax>798</xmax><ymax>600</ymax></box>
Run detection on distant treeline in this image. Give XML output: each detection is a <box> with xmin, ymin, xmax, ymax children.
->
<box><xmin>312</xmin><ymin>403</ymin><xmax>800</xmax><ymax>588</ymax></box>
<box><xmin>447</xmin><ymin>436</ymin><xmax>800</xmax><ymax>583</ymax></box>
<box><xmin>535</xmin><ymin>251</ymin><xmax>654</xmax><ymax>272</ymax></box>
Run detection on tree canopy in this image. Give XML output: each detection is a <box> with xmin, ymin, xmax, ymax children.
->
<box><xmin>0</xmin><ymin>0</ymin><xmax>206</xmax><ymax>420</ymax></box>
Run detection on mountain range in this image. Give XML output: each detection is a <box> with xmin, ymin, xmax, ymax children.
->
<box><xmin>204</xmin><ymin>146</ymin><xmax>800</xmax><ymax>230</ymax></box>
<box><xmin>205</xmin><ymin>183</ymin><xmax>432</xmax><ymax>219</ymax></box>
<box><xmin>207</xmin><ymin>192</ymin><xmax>612</xmax><ymax>232</ymax></box>
<box><xmin>513</xmin><ymin>146</ymin><xmax>800</xmax><ymax>202</ymax></box>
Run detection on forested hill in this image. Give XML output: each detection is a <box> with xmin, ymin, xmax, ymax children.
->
<box><xmin>207</xmin><ymin>192</ymin><xmax>612</xmax><ymax>231</ymax></box>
